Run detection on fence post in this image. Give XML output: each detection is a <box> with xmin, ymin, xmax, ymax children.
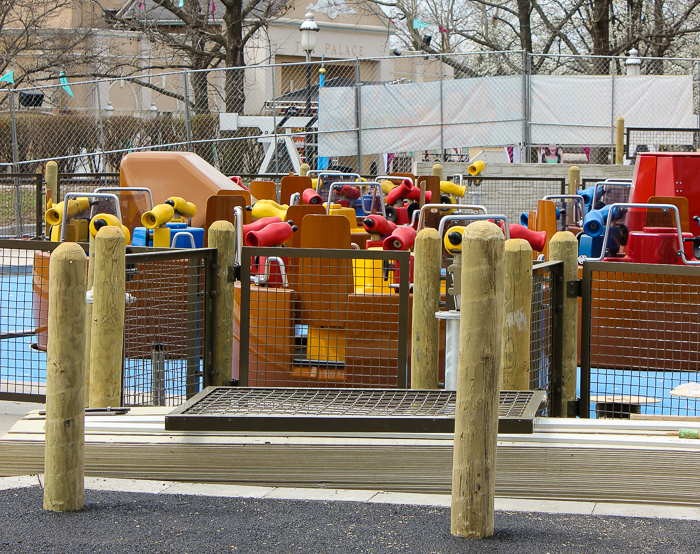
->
<box><xmin>89</xmin><ymin>226</ymin><xmax>126</xmax><ymax>408</ymax></box>
<box><xmin>96</xmin><ymin>82</ymin><xmax>106</xmax><ymax>172</ymax></box>
<box><xmin>354</xmin><ymin>58</ymin><xmax>362</xmax><ymax>173</ymax></box>
<box><xmin>615</xmin><ymin>116</ymin><xmax>625</xmax><ymax>164</ymax></box>
<box><xmin>567</xmin><ymin>165</ymin><xmax>580</xmax><ymax>194</ymax></box>
<box><xmin>183</xmin><ymin>72</ymin><xmax>193</xmax><ymax>152</ymax></box>
<box><xmin>411</xmin><ymin>228</ymin><xmax>442</xmax><ymax>389</ymax></box>
<box><xmin>35</xmin><ymin>171</ymin><xmax>43</xmax><ymax>237</ymax></box>
<box><xmin>501</xmin><ymin>238</ymin><xmax>532</xmax><ymax>391</ymax></box>
<box><xmin>548</xmin><ymin>231</ymin><xmax>578</xmax><ymax>417</ymax></box>
<box><xmin>208</xmin><ymin>220</ymin><xmax>236</xmax><ymax>386</ymax></box>
<box><xmin>439</xmin><ymin>53</ymin><xmax>444</xmax><ymax>162</ymax></box>
<box><xmin>46</xmin><ymin>161</ymin><xmax>58</xmax><ymax>203</ymax></box>
<box><xmin>522</xmin><ymin>51</ymin><xmax>530</xmax><ymax>163</ymax></box>
<box><xmin>84</xmin><ymin>233</ymin><xmax>95</xmax><ymax>406</ymax></box>
<box><xmin>451</xmin><ymin>221</ymin><xmax>504</xmax><ymax>539</ymax></box>
<box><xmin>44</xmin><ymin>242</ymin><xmax>87</xmax><ymax>512</ymax></box>
<box><xmin>9</xmin><ymin>89</ymin><xmax>22</xmax><ymax>235</ymax></box>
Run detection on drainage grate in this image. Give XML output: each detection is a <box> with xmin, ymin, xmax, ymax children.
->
<box><xmin>165</xmin><ymin>388</ymin><xmax>546</xmax><ymax>434</ymax></box>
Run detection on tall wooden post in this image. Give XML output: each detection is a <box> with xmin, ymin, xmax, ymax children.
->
<box><xmin>89</xmin><ymin>226</ymin><xmax>125</xmax><ymax>408</ymax></box>
<box><xmin>549</xmin><ymin>231</ymin><xmax>578</xmax><ymax>417</ymax></box>
<box><xmin>299</xmin><ymin>163</ymin><xmax>310</xmax><ymax>177</ymax></box>
<box><xmin>501</xmin><ymin>238</ymin><xmax>533</xmax><ymax>391</ymax></box>
<box><xmin>208</xmin><ymin>220</ymin><xmax>236</xmax><ymax>386</ymax></box>
<box><xmin>615</xmin><ymin>116</ymin><xmax>625</xmax><ymax>164</ymax></box>
<box><xmin>44</xmin><ymin>242</ymin><xmax>87</xmax><ymax>512</ymax></box>
<box><xmin>432</xmin><ymin>163</ymin><xmax>443</xmax><ymax>179</ymax></box>
<box><xmin>451</xmin><ymin>221</ymin><xmax>504</xmax><ymax>538</ymax></box>
<box><xmin>45</xmin><ymin>161</ymin><xmax>58</xmax><ymax>202</ymax></box>
<box><xmin>411</xmin><ymin>228</ymin><xmax>442</xmax><ymax>389</ymax></box>
<box><xmin>567</xmin><ymin>165</ymin><xmax>580</xmax><ymax>195</ymax></box>
<box><xmin>84</xmin><ymin>233</ymin><xmax>95</xmax><ymax>406</ymax></box>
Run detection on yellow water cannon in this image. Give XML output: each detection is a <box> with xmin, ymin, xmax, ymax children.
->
<box><xmin>166</xmin><ymin>196</ymin><xmax>196</xmax><ymax>220</ymax></box>
<box><xmin>141</xmin><ymin>203</ymin><xmax>175</xmax><ymax>229</ymax></box>
<box><xmin>89</xmin><ymin>213</ymin><xmax>131</xmax><ymax>244</ymax></box>
<box><xmin>252</xmin><ymin>199</ymin><xmax>289</xmax><ymax>221</ymax></box>
<box><xmin>440</xmin><ymin>181</ymin><xmax>466</xmax><ymax>198</ymax></box>
<box><xmin>444</xmin><ymin>225</ymin><xmax>466</xmax><ymax>254</ymax></box>
<box><xmin>467</xmin><ymin>160</ymin><xmax>485</xmax><ymax>176</ymax></box>
<box><xmin>381</xmin><ymin>180</ymin><xmax>397</xmax><ymax>195</ymax></box>
<box><xmin>45</xmin><ymin>197</ymin><xmax>91</xmax><ymax>227</ymax></box>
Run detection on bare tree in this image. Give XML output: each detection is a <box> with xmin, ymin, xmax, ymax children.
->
<box><xmin>101</xmin><ymin>0</ymin><xmax>290</xmax><ymax>113</ymax></box>
<box><xmin>0</xmin><ymin>0</ymin><xmax>103</xmax><ymax>92</ymax></box>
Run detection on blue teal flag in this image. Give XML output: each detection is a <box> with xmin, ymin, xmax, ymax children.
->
<box><xmin>412</xmin><ymin>19</ymin><xmax>430</xmax><ymax>29</ymax></box>
<box><xmin>0</xmin><ymin>70</ymin><xmax>14</xmax><ymax>85</ymax></box>
<box><xmin>59</xmin><ymin>71</ymin><xmax>74</xmax><ymax>98</ymax></box>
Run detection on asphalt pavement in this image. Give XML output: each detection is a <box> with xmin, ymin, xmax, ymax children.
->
<box><xmin>1</xmin><ymin>483</ymin><xmax>699</xmax><ymax>554</ymax></box>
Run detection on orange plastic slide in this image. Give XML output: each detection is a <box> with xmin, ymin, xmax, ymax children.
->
<box><xmin>120</xmin><ymin>152</ymin><xmax>253</xmax><ymax>228</ymax></box>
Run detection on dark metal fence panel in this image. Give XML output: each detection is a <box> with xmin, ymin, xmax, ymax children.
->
<box><xmin>0</xmin><ymin>240</ymin><xmax>84</xmax><ymax>402</ymax></box>
<box><xmin>581</xmin><ymin>261</ymin><xmax>700</xmax><ymax>418</ymax></box>
<box><xmin>625</xmin><ymin>127</ymin><xmax>700</xmax><ymax>159</ymax></box>
<box><xmin>238</xmin><ymin>246</ymin><xmax>410</xmax><ymax>389</ymax></box>
<box><xmin>0</xmin><ymin>174</ymin><xmax>43</xmax><ymax>239</ymax></box>
<box><xmin>462</xmin><ymin>176</ymin><xmax>566</xmax><ymax>225</ymax></box>
<box><xmin>122</xmin><ymin>248</ymin><xmax>216</xmax><ymax>407</ymax></box>
<box><xmin>530</xmin><ymin>260</ymin><xmax>563</xmax><ymax>416</ymax></box>
<box><xmin>56</xmin><ymin>173</ymin><xmax>120</xmax><ymax>200</ymax></box>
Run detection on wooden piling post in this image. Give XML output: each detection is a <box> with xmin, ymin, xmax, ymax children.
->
<box><xmin>451</xmin><ymin>221</ymin><xmax>504</xmax><ymax>538</ymax></box>
<box><xmin>299</xmin><ymin>163</ymin><xmax>310</xmax><ymax>177</ymax></box>
<box><xmin>567</xmin><ymin>165</ymin><xmax>580</xmax><ymax>195</ymax></box>
<box><xmin>84</xmin><ymin>234</ymin><xmax>95</xmax><ymax>406</ymax></box>
<box><xmin>45</xmin><ymin>161</ymin><xmax>58</xmax><ymax>203</ymax></box>
<box><xmin>411</xmin><ymin>228</ymin><xmax>442</xmax><ymax>389</ymax></box>
<box><xmin>44</xmin><ymin>242</ymin><xmax>87</xmax><ymax>512</ymax></box>
<box><xmin>89</xmin><ymin>226</ymin><xmax>125</xmax><ymax>408</ymax></box>
<box><xmin>208</xmin><ymin>220</ymin><xmax>236</xmax><ymax>386</ymax></box>
<box><xmin>501</xmin><ymin>239</ymin><xmax>533</xmax><ymax>391</ymax></box>
<box><xmin>549</xmin><ymin>231</ymin><xmax>578</xmax><ymax>417</ymax></box>
<box><xmin>616</xmin><ymin>116</ymin><xmax>625</xmax><ymax>164</ymax></box>
<box><xmin>432</xmin><ymin>163</ymin><xmax>443</xmax><ymax>179</ymax></box>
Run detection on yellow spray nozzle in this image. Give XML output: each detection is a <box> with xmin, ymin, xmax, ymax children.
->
<box><xmin>89</xmin><ymin>213</ymin><xmax>131</xmax><ymax>244</ymax></box>
<box><xmin>311</xmin><ymin>178</ymin><xmax>318</xmax><ymax>190</ymax></box>
<box><xmin>467</xmin><ymin>160</ymin><xmax>485</xmax><ymax>176</ymax></box>
<box><xmin>45</xmin><ymin>197</ymin><xmax>91</xmax><ymax>227</ymax></box>
<box><xmin>141</xmin><ymin>203</ymin><xmax>175</xmax><ymax>229</ymax></box>
<box><xmin>381</xmin><ymin>180</ymin><xmax>397</xmax><ymax>195</ymax></box>
<box><xmin>440</xmin><ymin>181</ymin><xmax>466</xmax><ymax>198</ymax></box>
<box><xmin>166</xmin><ymin>196</ymin><xmax>197</xmax><ymax>218</ymax></box>
<box><xmin>251</xmin><ymin>201</ymin><xmax>288</xmax><ymax>221</ymax></box>
<box><xmin>444</xmin><ymin>225</ymin><xmax>467</xmax><ymax>254</ymax></box>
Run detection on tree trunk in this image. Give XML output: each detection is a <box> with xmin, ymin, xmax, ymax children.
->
<box><xmin>224</xmin><ymin>4</ymin><xmax>246</xmax><ymax>113</ymax></box>
<box><xmin>191</xmin><ymin>68</ymin><xmax>210</xmax><ymax>114</ymax></box>
<box><xmin>591</xmin><ymin>0</ymin><xmax>611</xmax><ymax>72</ymax></box>
<box><xmin>517</xmin><ymin>0</ymin><xmax>533</xmax><ymax>53</ymax></box>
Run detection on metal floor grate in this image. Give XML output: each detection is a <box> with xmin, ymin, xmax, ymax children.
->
<box><xmin>166</xmin><ymin>388</ymin><xmax>546</xmax><ymax>434</ymax></box>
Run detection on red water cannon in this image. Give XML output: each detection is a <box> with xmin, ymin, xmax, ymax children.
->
<box><xmin>302</xmin><ymin>188</ymin><xmax>323</xmax><ymax>205</ymax></box>
<box><xmin>229</xmin><ymin>175</ymin><xmax>250</xmax><ymax>192</ymax></box>
<box><xmin>245</xmin><ymin>220</ymin><xmax>298</xmax><ymax>247</ymax></box>
<box><xmin>333</xmin><ymin>184</ymin><xmax>362</xmax><ymax>201</ymax></box>
<box><xmin>363</xmin><ymin>215</ymin><xmax>397</xmax><ymax>237</ymax></box>
<box><xmin>385</xmin><ymin>179</ymin><xmax>433</xmax><ymax>206</ymax></box>
<box><xmin>383</xmin><ymin>225</ymin><xmax>417</xmax><ymax>251</ymax></box>
<box><xmin>242</xmin><ymin>216</ymin><xmax>282</xmax><ymax>242</ymax></box>
<box><xmin>507</xmin><ymin>223</ymin><xmax>547</xmax><ymax>252</ymax></box>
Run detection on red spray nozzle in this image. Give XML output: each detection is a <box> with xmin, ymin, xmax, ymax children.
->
<box><xmin>507</xmin><ymin>223</ymin><xmax>547</xmax><ymax>252</ymax></box>
<box><xmin>242</xmin><ymin>216</ymin><xmax>282</xmax><ymax>242</ymax></box>
<box><xmin>245</xmin><ymin>221</ymin><xmax>296</xmax><ymax>247</ymax></box>
<box><xmin>383</xmin><ymin>225</ymin><xmax>417</xmax><ymax>251</ymax></box>
<box><xmin>301</xmin><ymin>188</ymin><xmax>323</xmax><ymax>205</ymax></box>
<box><xmin>363</xmin><ymin>215</ymin><xmax>397</xmax><ymax>236</ymax></box>
<box><xmin>334</xmin><ymin>184</ymin><xmax>361</xmax><ymax>200</ymax></box>
<box><xmin>385</xmin><ymin>179</ymin><xmax>415</xmax><ymax>206</ymax></box>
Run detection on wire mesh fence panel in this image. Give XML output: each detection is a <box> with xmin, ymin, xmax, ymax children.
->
<box><xmin>238</xmin><ymin>246</ymin><xmax>410</xmax><ymax>388</ymax></box>
<box><xmin>0</xmin><ymin>240</ymin><xmax>79</xmax><ymax>402</ymax></box>
<box><xmin>462</xmin><ymin>176</ymin><xmax>566</xmax><ymax>225</ymax></box>
<box><xmin>626</xmin><ymin>128</ymin><xmax>700</xmax><ymax>158</ymax></box>
<box><xmin>529</xmin><ymin>261</ymin><xmax>563</xmax><ymax>416</ymax></box>
<box><xmin>122</xmin><ymin>249</ymin><xmax>215</xmax><ymax>407</ymax></box>
<box><xmin>581</xmin><ymin>262</ymin><xmax>700</xmax><ymax>418</ymax></box>
<box><xmin>0</xmin><ymin>174</ymin><xmax>43</xmax><ymax>238</ymax></box>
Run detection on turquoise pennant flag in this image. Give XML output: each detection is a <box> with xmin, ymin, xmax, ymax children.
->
<box><xmin>412</xmin><ymin>19</ymin><xmax>430</xmax><ymax>29</ymax></box>
<box><xmin>0</xmin><ymin>70</ymin><xmax>14</xmax><ymax>85</ymax></box>
<box><xmin>59</xmin><ymin>71</ymin><xmax>74</xmax><ymax>98</ymax></box>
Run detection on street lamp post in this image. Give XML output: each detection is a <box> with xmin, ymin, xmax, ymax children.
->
<box><xmin>300</xmin><ymin>12</ymin><xmax>319</xmax><ymax>170</ymax></box>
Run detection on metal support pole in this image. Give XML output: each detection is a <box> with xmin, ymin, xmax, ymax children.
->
<box><xmin>522</xmin><ymin>51</ymin><xmax>530</xmax><ymax>164</ymax></box>
<box><xmin>305</xmin><ymin>54</ymin><xmax>314</xmax><ymax>170</ymax></box>
<box><xmin>96</xmin><ymin>83</ymin><xmax>106</xmax><ymax>173</ymax></box>
<box><xmin>183</xmin><ymin>72</ymin><xmax>193</xmax><ymax>152</ymax></box>
<box><xmin>439</xmin><ymin>54</ymin><xmax>444</xmax><ymax>162</ymax></box>
<box><xmin>272</xmin><ymin>64</ymin><xmax>279</xmax><ymax>176</ymax></box>
<box><xmin>355</xmin><ymin>58</ymin><xmax>362</xmax><ymax>173</ymax></box>
<box><xmin>151</xmin><ymin>342</ymin><xmax>165</xmax><ymax>406</ymax></box>
<box><xmin>9</xmin><ymin>89</ymin><xmax>22</xmax><ymax>236</ymax></box>
<box><xmin>610</xmin><ymin>59</ymin><xmax>615</xmax><ymax>164</ymax></box>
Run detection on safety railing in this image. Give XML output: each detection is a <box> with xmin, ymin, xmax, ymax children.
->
<box><xmin>625</xmin><ymin>127</ymin><xmax>700</xmax><ymax>159</ymax></box>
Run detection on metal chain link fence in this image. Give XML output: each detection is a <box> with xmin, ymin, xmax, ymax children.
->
<box><xmin>2</xmin><ymin>52</ymin><xmax>698</xmax><ymax>177</ymax></box>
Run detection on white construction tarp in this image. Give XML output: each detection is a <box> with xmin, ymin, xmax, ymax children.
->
<box><xmin>317</xmin><ymin>74</ymin><xmax>694</xmax><ymax>156</ymax></box>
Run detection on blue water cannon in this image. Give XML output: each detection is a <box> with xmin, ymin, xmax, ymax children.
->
<box><xmin>582</xmin><ymin>204</ymin><xmax>614</xmax><ymax>237</ymax></box>
<box><xmin>520</xmin><ymin>207</ymin><xmax>561</xmax><ymax>228</ymax></box>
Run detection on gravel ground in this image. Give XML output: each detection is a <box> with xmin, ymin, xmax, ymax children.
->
<box><xmin>1</xmin><ymin>486</ymin><xmax>699</xmax><ymax>553</ymax></box>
